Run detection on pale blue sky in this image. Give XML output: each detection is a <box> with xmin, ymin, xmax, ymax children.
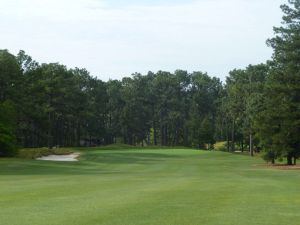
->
<box><xmin>106</xmin><ymin>0</ymin><xmax>193</xmax><ymax>7</ymax></box>
<box><xmin>0</xmin><ymin>0</ymin><xmax>286</xmax><ymax>81</ymax></box>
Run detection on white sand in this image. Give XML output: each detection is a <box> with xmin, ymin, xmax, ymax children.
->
<box><xmin>36</xmin><ymin>153</ymin><xmax>80</xmax><ymax>162</ymax></box>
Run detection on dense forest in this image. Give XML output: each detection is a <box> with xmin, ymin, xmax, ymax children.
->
<box><xmin>0</xmin><ymin>0</ymin><xmax>299</xmax><ymax>165</ymax></box>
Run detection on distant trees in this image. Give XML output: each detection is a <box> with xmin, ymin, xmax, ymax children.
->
<box><xmin>120</xmin><ymin>74</ymin><xmax>152</xmax><ymax>145</ymax></box>
<box><xmin>0</xmin><ymin>49</ymin><xmax>223</xmax><ymax>154</ymax></box>
<box><xmin>223</xmin><ymin>65</ymin><xmax>269</xmax><ymax>154</ymax></box>
<box><xmin>189</xmin><ymin>72</ymin><xmax>222</xmax><ymax>149</ymax></box>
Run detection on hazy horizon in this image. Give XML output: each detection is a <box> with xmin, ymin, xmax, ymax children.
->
<box><xmin>0</xmin><ymin>0</ymin><xmax>285</xmax><ymax>81</ymax></box>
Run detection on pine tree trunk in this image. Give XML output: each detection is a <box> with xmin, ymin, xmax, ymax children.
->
<box><xmin>241</xmin><ymin>140</ymin><xmax>244</xmax><ymax>153</ymax></box>
<box><xmin>231</xmin><ymin>120</ymin><xmax>235</xmax><ymax>152</ymax></box>
<box><xmin>147</xmin><ymin>133</ymin><xmax>150</xmax><ymax>145</ymax></box>
<box><xmin>174</xmin><ymin>125</ymin><xmax>179</xmax><ymax>146</ymax></box>
<box><xmin>164</xmin><ymin>126</ymin><xmax>168</xmax><ymax>146</ymax></box>
<box><xmin>287</xmin><ymin>155</ymin><xmax>293</xmax><ymax>165</ymax></box>
<box><xmin>272</xmin><ymin>158</ymin><xmax>275</xmax><ymax>164</ymax></box>
<box><xmin>48</xmin><ymin>111</ymin><xmax>52</xmax><ymax>149</ymax></box>
<box><xmin>183</xmin><ymin>127</ymin><xmax>189</xmax><ymax>147</ymax></box>
<box><xmin>250</xmin><ymin>132</ymin><xmax>254</xmax><ymax>157</ymax></box>
<box><xmin>77</xmin><ymin>121</ymin><xmax>81</xmax><ymax>147</ymax></box>
<box><xmin>153</xmin><ymin>121</ymin><xmax>157</xmax><ymax>145</ymax></box>
<box><xmin>226</xmin><ymin>125</ymin><xmax>229</xmax><ymax>151</ymax></box>
<box><xmin>160</xmin><ymin>124</ymin><xmax>164</xmax><ymax>146</ymax></box>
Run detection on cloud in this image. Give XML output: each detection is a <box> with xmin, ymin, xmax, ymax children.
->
<box><xmin>0</xmin><ymin>0</ymin><xmax>285</xmax><ymax>80</ymax></box>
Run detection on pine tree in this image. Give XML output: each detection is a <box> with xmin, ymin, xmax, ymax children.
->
<box><xmin>257</xmin><ymin>0</ymin><xmax>300</xmax><ymax>165</ymax></box>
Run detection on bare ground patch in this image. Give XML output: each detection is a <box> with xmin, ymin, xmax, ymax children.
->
<box><xmin>36</xmin><ymin>153</ymin><xmax>80</xmax><ymax>162</ymax></box>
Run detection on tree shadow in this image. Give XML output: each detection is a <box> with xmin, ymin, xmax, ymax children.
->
<box><xmin>83</xmin><ymin>152</ymin><xmax>180</xmax><ymax>164</ymax></box>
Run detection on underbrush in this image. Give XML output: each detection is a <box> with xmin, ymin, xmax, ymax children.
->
<box><xmin>18</xmin><ymin>148</ymin><xmax>74</xmax><ymax>159</ymax></box>
<box><xmin>77</xmin><ymin>144</ymin><xmax>192</xmax><ymax>151</ymax></box>
<box><xmin>214</xmin><ymin>141</ymin><xmax>227</xmax><ymax>151</ymax></box>
<box><xmin>102</xmin><ymin>144</ymin><xmax>192</xmax><ymax>150</ymax></box>
<box><xmin>76</xmin><ymin>144</ymin><xmax>136</xmax><ymax>151</ymax></box>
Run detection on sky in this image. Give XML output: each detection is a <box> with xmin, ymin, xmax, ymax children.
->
<box><xmin>0</xmin><ymin>0</ymin><xmax>286</xmax><ymax>81</ymax></box>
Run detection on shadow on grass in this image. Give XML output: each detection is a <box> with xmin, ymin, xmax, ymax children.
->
<box><xmin>0</xmin><ymin>151</ymin><xmax>181</xmax><ymax>176</ymax></box>
<box><xmin>83</xmin><ymin>152</ymin><xmax>180</xmax><ymax>164</ymax></box>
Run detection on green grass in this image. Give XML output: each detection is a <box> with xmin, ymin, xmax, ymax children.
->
<box><xmin>1</xmin><ymin>147</ymin><xmax>300</xmax><ymax>225</ymax></box>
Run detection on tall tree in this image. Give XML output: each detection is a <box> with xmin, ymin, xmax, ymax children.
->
<box><xmin>0</xmin><ymin>50</ymin><xmax>21</xmax><ymax>155</ymax></box>
<box><xmin>189</xmin><ymin>72</ymin><xmax>222</xmax><ymax>149</ymax></box>
<box><xmin>257</xmin><ymin>0</ymin><xmax>300</xmax><ymax>164</ymax></box>
<box><xmin>0</xmin><ymin>101</ymin><xmax>17</xmax><ymax>156</ymax></box>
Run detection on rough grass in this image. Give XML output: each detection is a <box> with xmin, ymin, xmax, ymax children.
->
<box><xmin>0</xmin><ymin>147</ymin><xmax>300</xmax><ymax>225</ymax></box>
<box><xmin>17</xmin><ymin>147</ymin><xmax>73</xmax><ymax>159</ymax></box>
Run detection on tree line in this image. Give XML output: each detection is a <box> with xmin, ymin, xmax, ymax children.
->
<box><xmin>0</xmin><ymin>0</ymin><xmax>299</xmax><ymax>164</ymax></box>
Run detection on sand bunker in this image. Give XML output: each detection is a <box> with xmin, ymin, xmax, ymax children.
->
<box><xmin>36</xmin><ymin>153</ymin><xmax>80</xmax><ymax>162</ymax></box>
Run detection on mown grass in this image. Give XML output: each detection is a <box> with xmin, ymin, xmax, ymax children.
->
<box><xmin>0</xmin><ymin>146</ymin><xmax>300</xmax><ymax>225</ymax></box>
